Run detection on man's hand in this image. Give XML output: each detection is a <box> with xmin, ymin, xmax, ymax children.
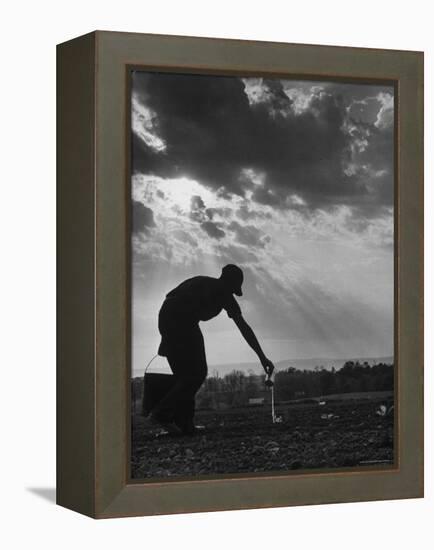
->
<box><xmin>261</xmin><ymin>357</ymin><xmax>275</xmax><ymax>376</ymax></box>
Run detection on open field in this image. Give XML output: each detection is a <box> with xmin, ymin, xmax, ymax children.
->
<box><xmin>131</xmin><ymin>392</ymin><xmax>394</xmax><ymax>479</ymax></box>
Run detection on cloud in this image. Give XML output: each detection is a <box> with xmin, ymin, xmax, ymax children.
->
<box><xmin>236</xmin><ymin>202</ymin><xmax>272</xmax><ymax>221</ymax></box>
<box><xmin>131</xmin><ymin>95</ymin><xmax>166</xmax><ymax>153</ymax></box>
<box><xmin>172</xmin><ymin>229</ymin><xmax>198</xmax><ymax>248</ymax></box>
<box><xmin>375</xmin><ymin>92</ymin><xmax>394</xmax><ymax>129</ymax></box>
<box><xmin>283</xmin><ymin>85</ymin><xmax>324</xmax><ymax>115</ymax></box>
<box><xmin>132</xmin><ymin>200</ymin><xmax>155</xmax><ymax>233</ymax></box>
<box><xmin>131</xmin><ymin>72</ymin><xmax>394</xmax><ymax>221</ymax></box>
<box><xmin>190</xmin><ymin>194</ymin><xmax>207</xmax><ymax>222</ymax></box>
<box><xmin>217</xmin><ymin>244</ymin><xmax>260</xmax><ymax>264</ymax></box>
<box><xmin>228</xmin><ymin>220</ymin><xmax>269</xmax><ymax>248</ymax></box>
<box><xmin>201</xmin><ymin>221</ymin><xmax>226</xmax><ymax>239</ymax></box>
<box><xmin>191</xmin><ymin>194</ymin><xmax>205</xmax><ymax>209</ymax></box>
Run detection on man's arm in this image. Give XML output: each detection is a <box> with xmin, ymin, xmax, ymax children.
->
<box><xmin>232</xmin><ymin>314</ymin><xmax>274</xmax><ymax>375</ymax></box>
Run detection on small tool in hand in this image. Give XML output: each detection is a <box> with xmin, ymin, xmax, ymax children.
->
<box><xmin>265</xmin><ymin>375</ymin><xmax>274</xmax><ymax>387</ymax></box>
<box><xmin>264</xmin><ymin>371</ymin><xmax>276</xmax><ymax>422</ymax></box>
<box><xmin>265</xmin><ymin>370</ymin><xmax>274</xmax><ymax>387</ymax></box>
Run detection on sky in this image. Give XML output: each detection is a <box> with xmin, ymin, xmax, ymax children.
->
<box><xmin>130</xmin><ymin>71</ymin><xmax>394</xmax><ymax>376</ymax></box>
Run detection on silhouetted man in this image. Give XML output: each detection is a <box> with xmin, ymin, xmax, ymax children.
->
<box><xmin>146</xmin><ymin>264</ymin><xmax>275</xmax><ymax>435</ymax></box>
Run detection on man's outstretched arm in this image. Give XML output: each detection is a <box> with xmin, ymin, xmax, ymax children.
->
<box><xmin>232</xmin><ymin>314</ymin><xmax>274</xmax><ymax>375</ymax></box>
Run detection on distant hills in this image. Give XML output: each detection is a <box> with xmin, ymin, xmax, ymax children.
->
<box><xmin>207</xmin><ymin>356</ymin><xmax>394</xmax><ymax>378</ymax></box>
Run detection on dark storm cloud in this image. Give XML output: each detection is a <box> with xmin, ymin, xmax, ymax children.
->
<box><xmin>132</xmin><ymin>200</ymin><xmax>155</xmax><ymax>233</ymax></box>
<box><xmin>132</xmin><ymin>71</ymin><xmax>394</xmax><ymax>218</ymax></box>
<box><xmin>201</xmin><ymin>221</ymin><xmax>226</xmax><ymax>239</ymax></box>
<box><xmin>261</xmin><ymin>78</ymin><xmax>294</xmax><ymax>114</ymax></box>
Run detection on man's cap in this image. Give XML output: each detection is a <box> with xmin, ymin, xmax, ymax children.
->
<box><xmin>221</xmin><ymin>264</ymin><xmax>244</xmax><ymax>296</ymax></box>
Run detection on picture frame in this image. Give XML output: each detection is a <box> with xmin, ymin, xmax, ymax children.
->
<box><xmin>57</xmin><ymin>30</ymin><xmax>423</xmax><ymax>518</ymax></box>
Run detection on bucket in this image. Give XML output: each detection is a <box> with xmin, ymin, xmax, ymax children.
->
<box><xmin>142</xmin><ymin>372</ymin><xmax>176</xmax><ymax>416</ymax></box>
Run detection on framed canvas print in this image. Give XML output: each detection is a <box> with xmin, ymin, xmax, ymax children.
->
<box><xmin>57</xmin><ymin>31</ymin><xmax>423</xmax><ymax>518</ymax></box>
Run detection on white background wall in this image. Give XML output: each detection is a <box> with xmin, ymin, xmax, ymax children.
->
<box><xmin>1</xmin><ymin>1</ymin><xmax>432</xmax><ymax>547</ymax></box>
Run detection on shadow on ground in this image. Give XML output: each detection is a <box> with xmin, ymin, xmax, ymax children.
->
<box><xmin>27</xmin><ymin>488</ymin><xmax>56</xmax><ymax>504</ymax></box>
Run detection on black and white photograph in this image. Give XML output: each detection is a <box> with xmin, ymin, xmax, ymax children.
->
<box><xmin>129</xmin><ymin>70</ymin><xmax>395</xmax><ymax>480</ymax></box>
<box><xmin>4</xmin><ymin>0</ymin><xmax>428</xmax><ymax>536</ymax></box>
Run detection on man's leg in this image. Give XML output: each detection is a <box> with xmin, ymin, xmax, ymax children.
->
<box><xmin>169</xmin><ymin>352</ymin><xmax>207</xmax><ymax>434</ymax></box>
<box><xmin>177</xmin><ymin>327</ymin><xmax>207</xmax><ymax>432</ymax></box>
<box><xmin>151</xmin><ymin>328</ymin><xmax>207</xmax><ymax>430</ymax></box>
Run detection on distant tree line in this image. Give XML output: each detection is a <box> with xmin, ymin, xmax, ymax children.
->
<box><xmin>131</xmin><ymin>361</ymin><xmax>394</xmax><ymax>412</ymax></box>
<box><xmin>196</xmin><ymin>361</ymin><xmax>394</xmax><ymax>408</ymax></box>
<box><xmin>272</xmin><ymin>361</ymin><xmax>394</xmax><ymax>402</ymax></box>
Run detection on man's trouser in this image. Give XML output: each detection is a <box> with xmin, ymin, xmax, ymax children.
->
<box><xmin>152</xmin><ymin>299</ymin><xmax>208</xmax><ymax>429</ymax></box>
